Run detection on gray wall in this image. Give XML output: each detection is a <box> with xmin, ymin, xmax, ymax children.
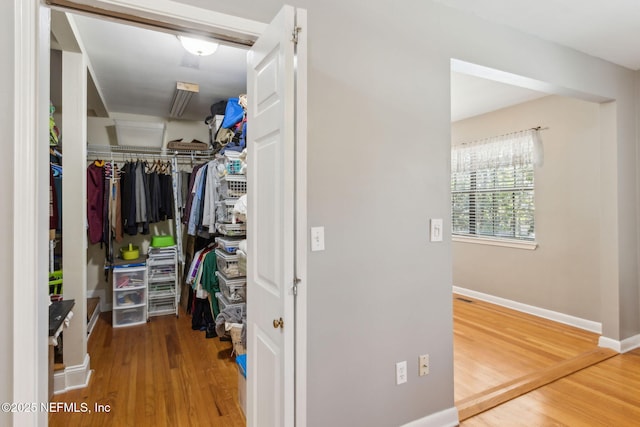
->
<box><xmin>452</xmin><ymin>95</ymin><xmax>602</xmax><ymax>323</ymax></box>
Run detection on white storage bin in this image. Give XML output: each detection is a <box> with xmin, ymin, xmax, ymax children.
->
<box><xmin>215</xmin><ymin>236</ymin><xmax>243</xmax><ymax>254</ymax></box>
<box><xmin>215</xmin><ymin>249</ymin><xmax>244</xmax><ymax>278</ymax></box>
<box><xmin>220</xmin><ymin>175</ymin><xmax>247</xmax><ymax>198</ymax></box>
<box><xmin>216</xmin><ymin>271</ymin><xmax>246</xmax><ymax>303</ymax></box>
<box><xmin>216</xmin><ymin>199</ymin><xmax>243</xmax><ymax>224</ymax></box>
<box><xmin>217</xmin><ymin>223</ymin><xmax>246</xmax><ymax>237</ymax></box>
<box><xmin>215</xmin><ymin>292</ymin><xmax>246</xmax><ymax>314</ymax></box>
<box><xmin>224</xmin><ymin>152</ymin><xmax>245</xmax><ymax>175</ymax></box>
<box><xmin>115</xmin><ymin>119</ymin><xmax>165</xmax><ymax>147</ymax></box>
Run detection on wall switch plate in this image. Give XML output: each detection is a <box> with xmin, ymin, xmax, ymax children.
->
<box><xmin>396</xmin><ymin>361</ymin><xmax>407</xmax><ymax>385</ymax></box>
<box><xmin>419</xmin><ymin>354</ymin><xmax>429</xmax><ymax>376</ymax></box>
<box><xmin>310</xmin><ymin>226</ymin><xmax>325</xmax><ymax>251</ymax></box>
<box><xmin>430</xmin><ymin>219</ymin><xmax>443</xmax><ymax>242</ymax></box>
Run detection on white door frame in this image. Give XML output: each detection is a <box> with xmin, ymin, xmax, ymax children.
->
<box><xmin>19</xmin><ymin>1</ymin><xmax>307</xmax><ymax>426</ymax></box>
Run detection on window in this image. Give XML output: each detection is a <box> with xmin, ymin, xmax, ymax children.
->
<box><xmin>451</xmin><ymin>129</ymin><xmax>540</xmax><ymax>242</ymax></box>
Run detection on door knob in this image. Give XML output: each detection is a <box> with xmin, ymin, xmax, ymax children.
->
<box><xmin>273</xmin><ymin>317</ymin><xmax>284</xmax><ymax>329</ymax></box>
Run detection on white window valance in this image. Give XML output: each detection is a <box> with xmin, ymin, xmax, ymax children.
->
<box><xmin>452</xmin><ymin>128</ymin><xmax>543</xmax><ymax>173</ymax></box>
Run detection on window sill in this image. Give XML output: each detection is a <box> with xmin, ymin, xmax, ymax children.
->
<box><xmin>452</xmin><ymin>235</ymin><xmax>538</xmax><ymax>250</ymax></box>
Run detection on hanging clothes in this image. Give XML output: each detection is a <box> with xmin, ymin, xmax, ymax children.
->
<box><xmin>49</xmin><ymin>166</ymin><xmax>59</xmax><ymax>231</ymax></box>
<box><xmin>120</xmin><ymin>161</ymin><xmax>137</xmax><ymax>236</ymax></box>
<box><xmin>87</xmin><ymin>161</ymin><xmax>105</xmax><ymax>244</ymax></box>
<box><xmin>187</xmin><ymin>164</ymin><xmax>208</xmax><ymax>236</ymax></box>
<box><xmin>134</xmin><ymin>161</ymin><xmax>151</xmax><ymax>235</ymax></box>
<box><xmin>182</xmin><ymin>162</ymin><xmax>207</xmax><ymax>227</ymax></box>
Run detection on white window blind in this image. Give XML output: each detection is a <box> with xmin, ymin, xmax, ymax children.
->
<box><xmin>451</xmin><ymin>129</ymin><xmax>539</xmax><ymax>241</ymax></box>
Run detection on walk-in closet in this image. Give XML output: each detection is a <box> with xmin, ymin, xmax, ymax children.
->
<box><xmin>49</xmin><ymin>9</ymin><xmax>250</xmax><ymax>424</ymax></box>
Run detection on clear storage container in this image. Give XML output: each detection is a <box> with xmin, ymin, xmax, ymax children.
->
<box><xmin>216</xmin><ymin>271</ymin><xmax>246</xmax><ymax>303</ymax></box>
<box><xmin>215</xmin><ymin>249</ymin><xmax>244</xmax><ymax>278</ymax></box>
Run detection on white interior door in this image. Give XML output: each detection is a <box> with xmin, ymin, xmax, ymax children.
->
<box><xmin>247</xmin><ymin>5</ymin><xmax>304</xmax><ymax>427</ymax></box>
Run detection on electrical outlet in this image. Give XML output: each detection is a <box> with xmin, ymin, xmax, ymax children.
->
<box><xmin>396</xmin><ymin>361</ymin><xmax>407</xmax><ymax>385</ymax></box>
<box><xmin>419</xmin><ymin>354</ymin><xmax>429</xmax><ymax>376</ymax></box>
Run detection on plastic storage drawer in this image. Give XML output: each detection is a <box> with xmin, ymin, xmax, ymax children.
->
<box><xmin>216</xmin><ymin>292</ymin><xmax>246</xmax><ymax>314</ymax></box>
<box><xmin>216</xmin><ymin>199</ymin><xmax>242</xmax><ymax>224</ymax></box>
<box><xmin>114</xmin><ymin>288</ymin><xmax>146</xmax><ymax>308</ymax></box>
<box><xmin>217</xmin><ymin>223</ymin><xmax>246</xmax><ymax>237</ymax></box>
<box><xmin>215</xmin><ymin>249</ymin><xmax>244</xmax><ymax>278</ymax></box>
<box><xmin>113</xmin><ymin>266</ymin><xmax>146</xmax><ymax>289</ymax></box>
<box><xmin>113</xmin><ymin>306</ymin><xmax>146</xmax><ymax>327</ymax></box>
<box><xmin>216</xmin><ymin>271</ymin><xmax>246</xmax><ymax>303</ymax></box>
<box><xmin>215</xmin><ymin>236</ymin><xmax>243</xmax><ymax>254</ymax></box>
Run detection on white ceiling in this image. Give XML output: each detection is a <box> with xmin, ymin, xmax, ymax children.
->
<box><xmin>60</xmin><ymin>1</ymin><xmax>640</xmax><ymax>123</ymax></box>
<box><xmin>435</xmin><ymin>0</ymin><xmax>640</xmax><ymax>70</ymax></box>
<box><xmin>450</xmin><ymin>73</ymin><xmax>547</xmax><ymax>122</ymax></box>
<box><xmin>70</xmin><ymin>13</ymin><xmax>249</xmax><ymax>122</ymax></box>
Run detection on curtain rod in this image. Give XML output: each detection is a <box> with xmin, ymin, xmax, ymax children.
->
<box><xmin>460</xmin><ymin>126</ymin><xmax>548</xmax><ymax>146</ymax></box>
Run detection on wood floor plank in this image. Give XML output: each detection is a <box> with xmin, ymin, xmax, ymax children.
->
<box><xmin>462</xmin><ymin>349</ymin><xmax>640</xmax><ymax>426</ymax></box>
<box><xmin>456</xmin><ymin>347</ymin><xmax>617</xmax><ymax>421</ymax></box>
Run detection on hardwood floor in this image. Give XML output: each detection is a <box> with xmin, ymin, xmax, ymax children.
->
<box><xmin>455</xmin><ymin>294</ymin><xmax>640</xmax><ymax>426</ymax></box>
<box><xmin>453</xmin><ymin>294</ymin><xmax>600</xmax><ymax>401</ymax></box>
<box><xmin>49</xmin><ymin>309</ymin><xmax>245</xmax><ymax>427</ymax></box>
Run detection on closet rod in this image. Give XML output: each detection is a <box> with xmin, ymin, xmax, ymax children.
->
<box><xmin>86</xmin><ymin>144</ymin><xmax>214</xmax><ymax>160</ymax></box>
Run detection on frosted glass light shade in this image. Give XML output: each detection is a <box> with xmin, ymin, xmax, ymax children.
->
<box><xmin>178</xmin><ymin>36</ymin><xmax>218</xmax><ymax>56</ymax></box>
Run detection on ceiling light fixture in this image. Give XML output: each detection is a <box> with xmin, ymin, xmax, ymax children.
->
<box><xmin>178</xmin><ymin>35</ymin><xmax>219</xmax><ymax>56</ymax></box>
<box><xmin>169</xmin><ymin>81</ymin><xmax>199</xmax><ymax>118</ymax></box>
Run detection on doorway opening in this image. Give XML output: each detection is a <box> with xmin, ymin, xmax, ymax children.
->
<box><xmin>42</xmin><ymin>3</ymin><xmax>307</xmax><ymax>426</ymax></box>
<box><xmin>449</xmin><ymin>58</ymin><xmax>615</xmax><ymax>419</ymax></box>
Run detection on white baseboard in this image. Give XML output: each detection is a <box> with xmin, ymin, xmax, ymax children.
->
<box><xmin>53</xmin><ymin>353</ymin><xmax>92</xmax><ymax>394</ymax></box>
<box><xmin>599</xmin><ymin>334</ymin><xmax>640</xmax><ymax>353</ymax></box>
<box><xmin>87</xmin><ymin>304</ymin><xmax>100</xmax><ymax>338</ymax></box>
<box><xmin>453</xmin><ymin>286</ymin><xmax>602</xmax><ymax>334</ymax></box>
<box><xmin>87</xmin><ymin>289</ymin><xmax>108</xmax><ymax>312</ymax></box>
<box><xmin>401</xmin><ymin>407</ymin><xmax>459</xmax><ymax>427</ymax></box>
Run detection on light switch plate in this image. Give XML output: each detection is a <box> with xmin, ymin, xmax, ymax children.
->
<box><xmin>396</xmin><ymin>361</ymin><xmax>407</xmax><ymax>385</ymax></box>
<box><xmin>430</xmin><ymin>219</ymin><xmax>443</xmax><ymax>242</ymax></box>
<box><xmin>419</xmin><ymin>354</ymin><xmax>429</xmax><ymax>376</ymax></box>
<box><xmin>310</xmin><ymin>226</ymin><xmax>325</xmax><ymax>251</ymax></box>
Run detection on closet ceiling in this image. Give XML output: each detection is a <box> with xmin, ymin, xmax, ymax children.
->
<box><xmin>52</xmin><ymin>12</ymin><xmax>249</xmax><ymax>122</ymax></box>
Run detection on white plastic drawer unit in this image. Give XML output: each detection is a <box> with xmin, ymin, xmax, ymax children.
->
<box><xmin>112</xmin><ymin>265</ymin><xmax>147</xmax><ymax>327</ymax></box>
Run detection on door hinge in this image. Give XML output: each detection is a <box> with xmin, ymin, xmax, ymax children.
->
<box><xmin>291</xmin><ymin>26</ymin><xmax>302</xmax><ymax>45</ymax></box>
<box><xmin>292</xmin><ymin>277</ymin><xmax>301</xmax><ymax>295</ymax></box>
